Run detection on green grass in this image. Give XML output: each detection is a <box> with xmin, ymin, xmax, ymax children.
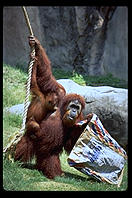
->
<box><xmin>53</xmin><ymin>68</ymin><xmax>127</xmax><ymax>88</ymax></box>
<box><xmin>3</xmin><ymin>152</ymin><xmax>128</xmax><ymax>191</ymax></box>
<box><xmin>3</xmin><ymin>63</ymin><xmax>128</xmax><ymax>191</ymax></box>
<box><xmin>3</xmin><ymin>63</ymin><xmax>27</xmax><ymax>107</ymax></box>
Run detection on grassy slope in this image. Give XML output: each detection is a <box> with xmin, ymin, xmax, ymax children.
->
<box><xmin>3</xmin><ymin>153</ymin><xmax>128</xmax><ymax>191</ymax></box>
<box><xmin>3</xmin><ymin>64</ymin><xmax>128</xmax><ymax>191</ymax></box>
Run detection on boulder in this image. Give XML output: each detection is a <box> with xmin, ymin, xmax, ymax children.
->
<box><xmin>4</xmin><ymin>102</ymin><xmax>30</xmax><ymax>116</ymax></box>
<box><xmin>5</xmin><ymin>79</ymin><xmax>128</xmax><ymax>149</ymax></box>
<box><xmin>58</xmin><ymin>79</ymin><xmax>128</xmax><ymax>149</ymax></box>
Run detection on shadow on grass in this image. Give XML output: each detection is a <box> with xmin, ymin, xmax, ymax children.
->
<box><xmin>64</xmin><ymin>171</ymin><xmax>99</xmax><ymax>183</ymax></box>
<box><xmin>21</xmin><ymin>163</ymin><xmax>36</xmax><ymax>170</ymax></box>
<box><xmin>20</xmin><ymin>163</ymin><xmax>99</xmax><ymax>183</ymax></box>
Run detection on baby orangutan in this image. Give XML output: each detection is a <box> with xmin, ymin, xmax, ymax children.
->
<box><xmin>26</xmin><ymin>62</ymin><xmax>58</xmax><ymax>138</ymax></box>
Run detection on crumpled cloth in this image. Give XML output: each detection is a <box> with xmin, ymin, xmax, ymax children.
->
<box><xmin>67</xmin><ymin>113</ymin><xmax>127</xmax><ymax>186</ymax></box>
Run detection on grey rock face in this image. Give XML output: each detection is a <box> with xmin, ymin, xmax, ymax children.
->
<box><xmin>102</xmin><ymin>7</ymin><xmax>128</xmax><ymax>81</ymax></box>
<box><xmin>3</xmin><ymin>6</ymin><xmax>43</xmax><ymax>67</ymax></box>
<box><xmin>3</xmin><ymin>7</ymin><xmax>127</xmax><ymax>81</ymax></box>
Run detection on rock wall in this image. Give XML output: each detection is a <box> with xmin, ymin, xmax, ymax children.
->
<box><xmin>102</xmin><ymin>7</ymin><xmax>128</xmax><ymax>81</ymax></box>
<box><xmin>38</xmin><ymin>6</ymin><xmax>79</xmax><ymax>71</ymax></box>
<box><xmin>3</xmin><ymin>6</ymin><xmax>128</xmax><ymax>80</ymax></box>
<box><xmin>3</xmin><ymin>6</ymin><xmax>43</xmax><ymax>67</ymax></box>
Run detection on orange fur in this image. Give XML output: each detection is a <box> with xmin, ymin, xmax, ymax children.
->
<box><xmin>25</xmin><ymin>36</ymin><xmax>66</xmax><ymax>137</ymax></box>
<box><xmin>15</xmin><ymin>37</ymin><xmax>65</xmax><ymax>162</ymax></box>
<box><xmin>31</xmin><ymin>37</ymin><xmax>66</xmax><ymax>99</ymax></box>
<box><xmin>33</xmin><ymin>94</ymin><xmax>86</xmax><ymax>179</ymax></box>
<box><xmin>26</xmin><ymin>62</ymin><xmax>58</xmax><ymax>138</ymax></box>
<box><xmin>15</xmin><ymin>93</ymin><xmax>86</xmax><ymax>179</ymax></box>
<box><xmin>15</xmin><ymin>38</ymin><xmax>87</xmax><ymax>179</ymax></box>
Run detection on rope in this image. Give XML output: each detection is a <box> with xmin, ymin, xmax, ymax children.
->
<box><xmin>20</xmin><ymin>47</ymin><xmax>35</xmax><ymax>134</ymax></box>
<box><xmin>20</xmin><ymin>6</ymin><xmax>35</xmax><ymax>134</ymax></box>
<box><xmin>3</xmin><ymin>6</ymin><xmax>35</xmax><ymax>159</ymax></box>
<box><xmin>22</xmin><ymin>6</ymin><xmax>34</xmax><ymax>36</ymax></box>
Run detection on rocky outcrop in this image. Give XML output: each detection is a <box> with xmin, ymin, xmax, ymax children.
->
<box><xmin>3</xmin><ymin>6</ymin><xmax>43</xmax><ymax>67</ymax></box>
<box><xmin>5</xmin><ymin>79</ymin><xmax>128</xmax><ymax>149</ymax></box>
<box><xmin>3</xmin><ymin>6</ymin><xmax>127</xmax><ymax>81</ymax></box>
<box><xmin>102</xmin><ymin>7</ymin><xmax>128</xmax><ymax>81</ymax></box>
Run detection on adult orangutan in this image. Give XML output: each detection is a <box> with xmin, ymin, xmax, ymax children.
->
<box><xmin>15</xmin><ymin>93</ymin><xmax>92</xmax><ymax>179</ymax></box>
<box><xmin>26</xmin><ymin>94</ymin><xmax>92</xmax><ymax>179</ymax></box>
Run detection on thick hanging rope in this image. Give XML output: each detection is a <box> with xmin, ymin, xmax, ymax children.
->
<box><xmin>3</xmin><ymin>6</ymin><xmax>35</xmax><ymax>160</ymax></box>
